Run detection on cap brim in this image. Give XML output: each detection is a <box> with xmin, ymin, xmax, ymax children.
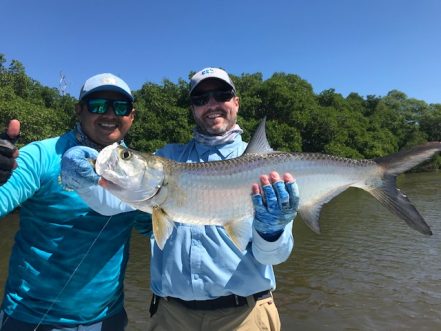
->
<box><xmin>190</xmin><ymin>78</ymin><xmax>235</xmax><ymax>95</ymax></box>
<box><xmin>80</xmin><ymin>85</ymin><xmax>134</xmax><ymax>101</ymax></box>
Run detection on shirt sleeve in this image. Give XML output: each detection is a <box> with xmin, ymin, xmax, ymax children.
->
<box><xmin>251</xmin><ymin>221</ymin><xmax>294</xmax><ymax>265</ymax></box>
<box><xmin>75</xmin><ymin>184</ymin><xmax>136</xmax><ymax>216</ymax></box>
<box><xmin>72</xmin><ymin>144</ymin><xmax>177</xmax><ymax>216</ymax></box>
<box><xmin>0</xmin><ymin>143</ymin><xmax>43</xmax><ymax>217</ymax></box>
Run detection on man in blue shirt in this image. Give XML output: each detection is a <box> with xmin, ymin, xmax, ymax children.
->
<box><xmin>0</xmin><ymin>73</ymin><xmax>150</xmax><ymax>331</ymax></box>
<box><xmin>62</xmin><ymin>67</ymin><xmax>299</xmax><ymax>331</ymax></box>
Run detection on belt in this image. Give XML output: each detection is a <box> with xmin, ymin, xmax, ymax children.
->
<box><xmin>155</xmin><ymin>290</ymin><xmax>272</xmax><ymax>311</ymax></box>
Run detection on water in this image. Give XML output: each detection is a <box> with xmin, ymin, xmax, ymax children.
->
<box><xmin>1</xmin><ymin>172</ymin><xmax>440</xmax><ymax>330</ymax></box>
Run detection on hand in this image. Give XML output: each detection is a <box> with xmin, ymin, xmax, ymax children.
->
<box><xmin>252</xmin><ymin>171</ymin><xmax>300</xmax><ymax>241</ymax></box>
<box><xmin>61</xmin><ymin>146</ymin><xmax>100</xmax><ymax>190</ymax></box>
<box><xmin>0</xmin><ymin>120</ymin><xmax>20</xmax><ymax>185</ymax></box>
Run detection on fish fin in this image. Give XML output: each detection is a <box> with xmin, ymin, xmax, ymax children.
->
<box><xmin>243</xmin><ymin>117</ymin><xmax>274</xmax><ymax>155</ymax></box>
<box><xmin>298</xmin><ymin>207</ymin><xmax>322</xmax><ymax>234</ymax></box>
<box><xmin>299</xmin><ymin>186</ymin><xmax>351</xmax><ymax>234</ymax></box>
<box><xmin>152</xmin><ymin>206</ymin><xmax>175</xmax><ymax>250</ymax></box>
<box><xmin>224</xmin><ymin>218</ymin><xmax>252</xmax><ymax>251</ymax></box>
<box><xmin>367</xmin><ymin>175</ymin><xmax>432</xmax><ymax>235</ymax></box>
<box><xmin>370</xmin><ymin>143</ymin><xmax>440</xmax><ymax>235</ymax></box>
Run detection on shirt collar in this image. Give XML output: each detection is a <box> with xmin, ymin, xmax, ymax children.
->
<box><xmin>193</xmin><ymin>134</ymin><xmax>244</xmax><ymax>159</ymax></box>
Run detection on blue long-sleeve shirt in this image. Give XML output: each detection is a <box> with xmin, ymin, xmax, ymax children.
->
<box><xmin>0</xmin><ymin>131</ymin><xmax>150</xmax><ymax>325</ymax></box>
<box><xmin>75</xmin><ymin>134</ymin><xmax>294</xmax><ymax>301</ymax></box>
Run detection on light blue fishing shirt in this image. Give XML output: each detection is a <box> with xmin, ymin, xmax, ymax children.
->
<box><xmin>0</xmin><ymin>131</ymin><xmax>150</xmax><ymax>325</ymax></box>
<box><xmin>76</xmin><ymin>134</ymin><xmax>294</xmax><ymax>300</ymax></box>
<box><xmin>150</xmin><ymin>135</ymin><xmax>293</xmax><ymax>299</ymax></box>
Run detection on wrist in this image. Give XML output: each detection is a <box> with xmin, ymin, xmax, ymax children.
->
<box><xmin>253</xmin><ymin>218</ymin><xmax>286</xmax><ymax>241</ymax></box>
<box><xmin>256</xmin><ymin>229</ymin><xmax>284</xmax><ymax>242</ymax></box>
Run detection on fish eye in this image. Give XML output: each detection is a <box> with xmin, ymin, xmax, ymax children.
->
<box><xmin>119</xmin><ymin>149</ymin><xmax>132</xmax><ymax>160</ymax></box>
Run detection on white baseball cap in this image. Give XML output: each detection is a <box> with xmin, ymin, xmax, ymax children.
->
<box><xmin>79</xmin><ymin>73</ymin><xmax>133</xmax><ymax>101</ymax></box>
<box><xmin>189</xmin><ymin>67</ymin><xmax>236</xmax><ymax>95</ymax></box>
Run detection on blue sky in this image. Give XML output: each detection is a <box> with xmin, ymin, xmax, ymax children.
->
<box><xmin>2</xmin><ymin>0</ymin><xmax>440</xmax><ymax>104</ymax></box>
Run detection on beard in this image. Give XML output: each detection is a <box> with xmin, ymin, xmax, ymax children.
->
<box><xmin>194</xmin><ymin>108</ymin><xmax>236</xmax><ymax>136</ymax></box>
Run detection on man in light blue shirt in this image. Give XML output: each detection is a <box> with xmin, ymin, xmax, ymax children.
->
<box><xmin>62</xmin><ymin>67</ymin><xmax>299</xmax><ymax>331</ymax></box>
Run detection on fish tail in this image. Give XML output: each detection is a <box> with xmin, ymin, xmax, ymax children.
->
<box><xmin>368</xmin><ymin>142</ymin><xmax>441</xmax><ymax>235</ymax></box>
<box><xmin>374</xmin><ymin>142</ymin><xmax>441</xmax><ymax>175</ymax></box>
<box><xmin>368</xmin><ymin>175</ymin><xmax>432</xmax><ymax>235</ymax></box>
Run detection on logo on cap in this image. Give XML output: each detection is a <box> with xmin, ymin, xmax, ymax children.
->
<box><xmin>201</xmin><ymin>68</ymin><xmax>215</xmax><ymax>75</ymax></box>
<box><xmin>101</xmin><ymin>76</ymin><xmax>117</xmax><ymax>85</ymax></box>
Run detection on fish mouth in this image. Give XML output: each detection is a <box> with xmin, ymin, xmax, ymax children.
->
<box><xmin>95</xmin><ymin>143</ymin><xmax>159</xmax><ymax>203</ymax></box>
<box><xmin>96</xmin><ymin>143</ymin><xmax>127</xmax><ymax>187</ymax></box>
<box><xmin>96</xmin><ymin>143</ymin><xmax>117</xmax><ymax>174</ymax></box>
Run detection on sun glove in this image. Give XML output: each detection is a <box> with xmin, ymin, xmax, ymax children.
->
<box><xmin>252</xmin><ymin>180</ymin><xmax>300</xmax><ymax>241</ymax></box>
<box><xmin>61</xmin><ymin>146</ymin><xmax>100</xmax><ymax>190</ymax></box>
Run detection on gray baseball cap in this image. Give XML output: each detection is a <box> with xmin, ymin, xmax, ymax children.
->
<box><xmin>189</xmin><ymin>67</ymin><xmax>236</xmax><ymax>95</ymax></box>
<box><xmin>79</xmin><ymin>73</ymin><xmax>134</xmax><ymax>101</ymax></box>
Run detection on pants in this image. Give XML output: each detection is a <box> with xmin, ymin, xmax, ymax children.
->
<box><xmin>147</xmin><ymin>294</ymin><xmax>281</xmax><ymax>331</ymax></box>
<box><xmin>0</xmin><ymin>309</ymin><xmax>128</xmax><ymax>331</ymax></box>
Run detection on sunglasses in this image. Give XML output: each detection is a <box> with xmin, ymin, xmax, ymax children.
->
<box><xmin>85</xmin><ymin>98</ymin><xmax>133</xmax><ymax>116</ymax></box>
<box><xmin>191</xmin><ymin>90</ymin><xmax>235</xmax><ymax>107</ymax></box>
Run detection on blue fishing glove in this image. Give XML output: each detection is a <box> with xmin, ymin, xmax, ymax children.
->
<box><xmin>61</xmin><ymin>146</ymin><xmax>100</xmax><ymax>190</ymax></box>
<box><xmin>252</xmin><ymin>180</ymin><xmax>300</xmax><ymax>241</ymax></box>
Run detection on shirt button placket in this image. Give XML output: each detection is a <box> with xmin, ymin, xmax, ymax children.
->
<box><xmin>190</xmin><ymin>226</ymin><xmax>203</xmax><ymax>294</ymax></box>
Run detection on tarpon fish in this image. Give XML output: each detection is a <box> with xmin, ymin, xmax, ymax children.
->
<box><xmin>95</xmin><ymin>119</ymin><xmax>441</xmax><ymax>250</ymax></box>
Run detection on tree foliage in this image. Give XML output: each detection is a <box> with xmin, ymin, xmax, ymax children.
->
<box><xmin>1</xmin><ymin>54</ymin><xmax>440</xmax><ymax>169</ymax></box>
<box><xmin>0</xmin><ymin>54</ymin><xmax>76</xmax><ymax>147</ymax></box>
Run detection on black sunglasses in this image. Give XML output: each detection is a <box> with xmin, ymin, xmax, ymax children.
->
<box><xmin>191</xmin><ymin>90</ymin><xmax>235</xmax><ymax>107</ymax></box>
<box><xmin>85</xmin><ymin>98</ymin><xmax>133</xmax><ymax>117</ymax></box>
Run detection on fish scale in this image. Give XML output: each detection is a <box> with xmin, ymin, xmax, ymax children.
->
<box><xmin>162</xmin><ymin>152</ymin><xmax>376</xmax><ymax>224</ymax></box>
